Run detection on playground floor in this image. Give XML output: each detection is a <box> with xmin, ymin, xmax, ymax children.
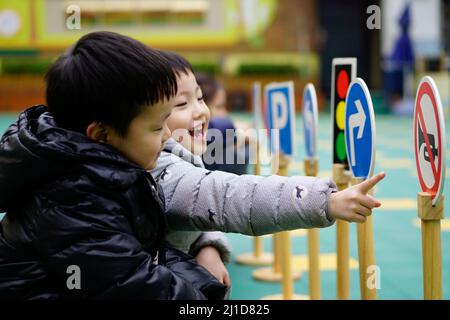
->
<box><xmin>226</xmin><ymin>111</ymin><xmax>450</xmax><ymax>300</ymax></box>
<box><xmin>1</xmin><ymin>111</ymin><xmax>449</xmax><ymax>300</ymax></box>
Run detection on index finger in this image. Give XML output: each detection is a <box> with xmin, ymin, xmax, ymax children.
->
<box><xmin>358</xmin><ymin>172</ymin><xmax>386</xmax><ymax>193</ymax></box>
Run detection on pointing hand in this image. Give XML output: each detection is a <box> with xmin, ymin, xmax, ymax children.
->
<box><xmin>328</xmin><ymin>172</ymin><xmax>386</xmax><ymax>223</ymax></box>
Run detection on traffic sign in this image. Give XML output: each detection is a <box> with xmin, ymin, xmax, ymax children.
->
<box><xmin>344</xmin><ymin>78</ymin><xmax>376</xmax><ymax>180</ymax></box>
<box><xmin>331</xmin><ymin>58</ymin><xmax>357</xmax><ymax>168</ymax></box>
<box><xmin>265</xmin><ymin>81</ymin><xmax>296</xmax><ymax>156</ymax></box>
<box><xmin>252</xmin><ymin>82</ymin><xmax>262</xmax><ymax>131</ymax></box>
<box><xmin>302</xmin><ymin>83</ymin><xmax>318</xmax><ymax>161</ymax></box>
<box><xmin>414</xmin><ymin>76</ymin><xmax>446</xmax><ymax>206</ymax></box>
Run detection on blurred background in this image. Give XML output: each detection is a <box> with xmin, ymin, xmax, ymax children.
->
<box><xmin>0</xmin><ymin>0</ymin><xmax>448</xmax><ymax>116</ymax></box>
<box><xmin>0</xmin><ymin>0</ymin><xmax>450</xmax><ymax>300</ymax></box>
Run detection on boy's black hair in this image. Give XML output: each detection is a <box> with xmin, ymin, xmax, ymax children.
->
<box><xmin>157</xmin><ymin>50</ymin><xmax>193</xmax><ymax>77</ymax></box>
<box><xmin>46</xmin><ymin>31</ymin><xmax>178</xmax><ymax>136</ymax></box>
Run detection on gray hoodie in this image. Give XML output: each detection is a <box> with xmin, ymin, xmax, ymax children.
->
<box><xmin>151</xmin><ymin>138</ymin><xmax>337</xmax><ymax>262</ymax></box>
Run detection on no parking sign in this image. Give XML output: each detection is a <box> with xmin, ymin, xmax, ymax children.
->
<box><xmin>265</xmin><ymin>81</ymin><xmax>296</xmax><ymax>156</ymax></box>
<box><xmin>414</xmin><ymin>76</ymin><xmax>446</xmax><ymax>206</ymax></box>
<box><xmin>344</xmin><ymin>78</ymin><xmax>376</xmax><ymax>179</ymax></box>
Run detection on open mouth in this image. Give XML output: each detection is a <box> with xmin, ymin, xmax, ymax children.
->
<box><xmin>188</xmin><ymin>122</ymin><xmax>205</xmax><ymax>141</ymax></box>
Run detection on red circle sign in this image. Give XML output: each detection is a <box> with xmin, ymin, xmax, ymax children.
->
<box><xmin>337</xmin><ymin>70</ymin><xmax>349</xmax><ymax>99</ymax></box>
<box><xmin>414</xmin><ymin>76</ymin><xmax>446</xmax><ymax>205</ymax></box>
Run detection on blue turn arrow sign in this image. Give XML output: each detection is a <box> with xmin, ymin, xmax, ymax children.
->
<box><xmin>344</xmin><ymin>78</ymin><xmax>376</xmax><ymax>179</ymax></box>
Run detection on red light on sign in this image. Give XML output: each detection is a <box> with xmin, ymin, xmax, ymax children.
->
<box><xmin>337</xmin><ymin>70</ymin><xmax>349</xmax><ymax>99</ymax></box>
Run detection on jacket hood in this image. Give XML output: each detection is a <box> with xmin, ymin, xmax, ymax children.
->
<box><xmin>163</xmin><ymin>138</ymin><xmax>204</xmax><ymax>168</ymax></box>
<box><xmin>0</xmin><ymin>105</ymin><xmax>144</xmax><ymax>211</ymax></box>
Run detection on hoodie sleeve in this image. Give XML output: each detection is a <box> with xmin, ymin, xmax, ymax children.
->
<box><xmin>153</xmin><ymin>152</ymin><xmax>336</xmax><ymax>237</ymax></box>
<box><xmin>189</xmin><ymin>232</ymin><xmax>232</xmax><ymax>263</ymax></box>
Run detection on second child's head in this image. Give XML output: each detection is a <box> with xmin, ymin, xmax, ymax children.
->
<box><xmin>159</xmin><ymin>51</ymin><xmax>210</xmax><ymax>155</ymax></box>
<box><xmin>46</xmin><ymin>31</ymin><xmax>177</xmax><ymax>170</ymax></box>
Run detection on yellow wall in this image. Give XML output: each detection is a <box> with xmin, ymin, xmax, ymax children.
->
<box><xmin>0</xmin><ymin>0</ymin><xmax>277</xmax><ymax>50</ymax></box>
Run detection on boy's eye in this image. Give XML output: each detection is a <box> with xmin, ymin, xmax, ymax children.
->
<box><xmin>198</xmin><ymin>96</ymin><xmax>204</xmax><ymax>102</ymax></box>
<box><xmin>175</xmin><ymin>102</ymin><xmax>187</xmax><ymax>107</ymax></box>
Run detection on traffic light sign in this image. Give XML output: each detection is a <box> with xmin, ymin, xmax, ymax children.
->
<box><xmin>331</xmin><ymin>58</ymin><xmax>357</xmax><ymax>168</ymax></box>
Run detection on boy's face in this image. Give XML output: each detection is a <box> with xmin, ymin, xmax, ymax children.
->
<box><xmin>167</xmin><ymin>71</ymin><xmax>210</xmax><ymax>155</ymax></box>
<box><xmin>107</xmin><ymin>101</ymin><xmax>172</xmax><ymax>170</ymax></box>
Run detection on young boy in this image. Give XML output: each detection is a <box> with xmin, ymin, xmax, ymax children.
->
<box><xmin>0</xmin><ymin>31</ymin><xmax>227</xmax><ymax>299</ymax></box>
<box><xmin>152</xmin><ymin>53</ymin><xmax>232</xmax><ymax>288</ymax></box>
<box><xmin>152</xmin><ymin>51</ymin><xmax>385</xmax><ymax>290</ymax></box>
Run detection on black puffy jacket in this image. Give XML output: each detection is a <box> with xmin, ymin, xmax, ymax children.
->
<box><xmin>0</xmin><ymin>105</ymin><xmax>226</xmax><ymax>299</ymax></box>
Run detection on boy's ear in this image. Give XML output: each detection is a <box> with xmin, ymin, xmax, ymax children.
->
<box><xmin>86</xmin><ymin>122</ymin><xmax>109</xmax><ymax>143</ymax></box>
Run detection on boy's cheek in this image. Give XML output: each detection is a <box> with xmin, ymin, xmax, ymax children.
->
<box><xmin>145</xmin><ymin>156</ymin><xmax>159</xmax><ymax>171</ymax></box>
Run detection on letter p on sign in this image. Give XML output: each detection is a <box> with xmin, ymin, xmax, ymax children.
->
<box><xmin>265</xmin><ymin>81</ymin><xmax>296</xmax><ymax>156</ymax></box>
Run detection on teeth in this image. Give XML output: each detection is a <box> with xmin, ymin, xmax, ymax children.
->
<box><xmin>192</xmin><ymin>124</ymin><xmax>203</xmax><ymax>138</ymax></box>
<box><xmin>194</xmin><ymin>127</ymin><xmax>202</xmax><ymax>138</ymax></box>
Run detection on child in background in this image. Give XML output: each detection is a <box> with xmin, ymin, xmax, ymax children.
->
<box><xmin>195</xmin><ymin>73</ymin><xmax>250</xmax><ymax>175</ymax></box>
<box><xmin>151</xmin><ymin>51</ymin><xmax>386</xmax><ymax>293</ymax></box>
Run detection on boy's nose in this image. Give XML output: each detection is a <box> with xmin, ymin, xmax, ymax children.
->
<box><xmin>193</xmin><ymin>105</ymin><xmax>208</xmax><ymax>123</ymax></box>
<box><xmin>193</xmin><ymin>100</ymin><xmax>207</xmax><ymax>113</ymax></box>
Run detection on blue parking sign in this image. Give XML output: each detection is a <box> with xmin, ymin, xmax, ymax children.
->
<box><xmin>302</xmin><ymin>83</ymin><xmax>318</xmax><ymax>160</ymax></box>
<box><xmin>265</xmin><ymin>81</ymin><xmax>296</xmax><ymax>156</ymax></box>
<box><xmin>344</xmin><ymin>78</ymin><xmax>376</xmax><ymax>179</ymax></box>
